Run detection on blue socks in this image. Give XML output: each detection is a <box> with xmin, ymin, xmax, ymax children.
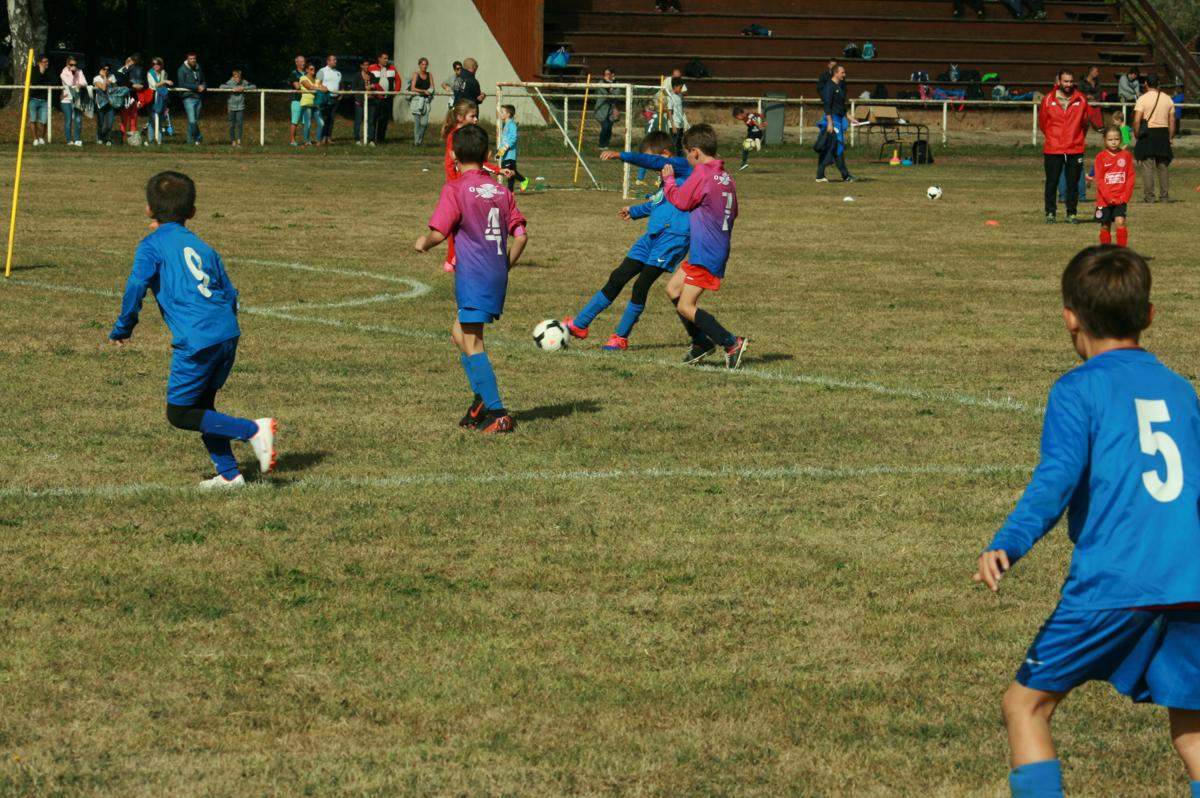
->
<box><xmin>465</xmin><ymin>352</ymin><xmax>503</xmax><ymax>410</ymax></box>
<box><xmin>574</xmin><ymin>291</ymin><xmax>612</xmax><ymax>329</ymax></box>
<box><xmin>459</xmin><ymin>353</ymin><xmax>478</xmax><ymax>395</ymax></box>
<box><xmin>614</xmin><ymin>302</ymin><xmax>645</xmax><ymax>338</ymax></box>
<box><xmin>1191</xmin><ymin>780</ymin><xmax>1200</xmax><ymax>798</ymax></box>
<box><xmin>1009</xmin><ymin>760</ymin><xmax>1062</xmax><ymax>798</ymax></box>
<box><xmin>199</xmin><ymin>410</ymin><xmax>258</xmax><ymax>441</ymax></box>
<box><xmin>201</xmin><ymin>434</ymin><xmax>240</xmax><ymax>479</ymax></box>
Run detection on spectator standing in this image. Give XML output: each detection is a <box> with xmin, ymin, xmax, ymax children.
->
<box><xmin>146</xmin><ymin>57</ymin><xmax>173</xmax><ymax>143</ymax></box>
<box><xmin>1132</xmin><ymin>74</ymin><xmax>1175</xmax><ymax>203</ymax></box>
<box><xmin>460</xmin><ymin>58</ymin><xmax>485</xmax><ymax>104</ymax></box>
<box><xmin>316</xmin><ymin>54</ymin><xmax>341</xmax><ymax>144</ymax></box>
<box><xmin>1080</xmin><ymin>65</ymin><xmax>1102</xmax><ymax>101</ymax></box>
<box><xmin>953</xmin><ymin>0</ymin><xmax>985</xmax><ymax>19</ymax></box>
<box><xmin>1118</xmin><ymin>68</ymin><xmax>1140</xmax><ymax>103</ymax></box>
<box><xmin>113</xmin><ymin>54</ymin><xmax>144</xmax><ymax>142</ymax></box>
<box><xmin>59</xmin><ymin>56</ymin><xmax>87</xmax><ymax>146</ymax></box>
<box><xmin>593</xmin><ymin>68</ymin><xmax>620</xmax><ymax>148</ymax></box>
<box><xmin>177</xmin><ymin>52</ymin><xmax>207</xmax><ymax>145</ymax></box>
<box><xmin>667</xmin><ymin>76</ymin><xmax>687</xmax><ymax>154</ymax></box>
<box><xmin>1039</xmin><ymin>69</ymin><xmax>1094</xmax><ymax>223</ymax></box>
<box><xmin>816</xmin><ymin>64</ymin><xmax>853</xmax><ymax>182</ymax></box>
<box><xmin>220</xmin><ymin>68</ymin><xmax>255</xmax><ymax>147</ymax></box>
<box><xmin>409</xmin><ymin>57</ymin><xmax>434</xmax><ymax>145</ymax></box>
<box><xmin>444</xmin><ymin>60</ymin><xmax>465</xmax><ymax>106</ymax></box>
<box><xmin>298</xmin><ymin>64</ymin><xmax>327</xmax><ymax>146</ymax></box>
<box><xmin>28</xmin><ymin>54</ymin><xmax>55</xmax><ymax>146</ymax></box>
<box><xmin>369</xmin><ymin>52</ymin><xmax>402</xmax><ymax>143</ymax></box>
<box><xmin>92</xmin><ymin>63</ymin><xmax>115</xmax><ymax>145</ymax></box>
<box><xmin>288</xmin><ymin>55</ymin><xmax>307</xmax><ymax>147</ymax></box>
<box><xmin>817</xmin><ymin>58</ymin><xmax>838</xmax><ymax>96</ymax></box>
<box><xmin>349</xmin><ymin>58</ymin><xmax>380</xmax><ymax>145</ymax></box>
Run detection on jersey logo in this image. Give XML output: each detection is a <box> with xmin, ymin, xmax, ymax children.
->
<box><xmin>469</xmin><ymin>183</ymin><xmax>501</xmax><ymax>200</ymax></box>
<box><xmin>714</xmin><ymin>172</ymin><xmax>731</xmax><ymax>186</ymax></box>
<box><xmin>1117</xmin><ymin>157</ymin><xmax>1127</xmax><ymax>167</ymax></box>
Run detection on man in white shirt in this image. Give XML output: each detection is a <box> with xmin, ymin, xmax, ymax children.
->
<box><xmin>316</xmin><ymin>54</ymin><xmax>342</xmax><ymax>143</ymax></box>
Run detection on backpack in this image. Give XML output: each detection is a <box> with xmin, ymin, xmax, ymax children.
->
<box><xmin>912</xmin><ymin>140</ymin><xmax>934</xmax><ymax>164</ymax></box>
<box><xmin>862</xmin><ymin>41</ymin><xmax>876</xmax><ymax>60</ymax></box>
<box><xmin>683</xmin><ymin>58</ymin><xmax>710</xmax><ymax>78</ymax></box>
<box><xmin>545</xmin><ymin>47</ymin><xmax>570</xmax><ymax>69</ymax></box>
<box><xmin>948</xmin><ymin>64</ymin><xmax>960</xmax><ymax>82</ymax></box>
<box><xmin>741</xmin><ymin>23</ymin><xmax>772</xmax><ymax>36</ymax></box>
<box><xmin>842</xmin><ymin>42</ymin><xmax>861</xmax><ymax>59</ymax></box>
<box><xmin>872</xmin><ymin>82</ymin><xmax>889</xmax><ymax>99</ymax></box>
<box><xmin>910</xmin><ymin>70</ymin><xmax>930</xmax><ymax>83</ymax></box>
<box><xmin>991</xmin><ymin>84</ymin><xmax>1008</xmax><ymax>101</ymax></box>
<box><xmin>965</xmin><ymin>82</ymin><xmax>984</xmax><ymax>100</ymax></box>
<box><xmin>959</xmin><ymin>68</ymin><xmax>981</xmax><ymax>83</ymax></box>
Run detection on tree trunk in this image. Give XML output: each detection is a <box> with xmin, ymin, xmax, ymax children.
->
<box><xmin>5</xmin><ymin>0</ymin><xmax>48</xmax><ymax>104</ymax></box>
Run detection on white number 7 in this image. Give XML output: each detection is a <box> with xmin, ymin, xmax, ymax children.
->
<box><xmin>485</xmin><ymin>207</ymin><xmax>502</xmax><ymax>254</ymax></box>
<box><xmin>1136</xmin><ymin>398</ymin><xmax>1183</xmax><ymax>502</ymax></box>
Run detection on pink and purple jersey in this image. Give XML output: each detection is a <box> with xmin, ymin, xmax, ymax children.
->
<box><xmin>662</xmin><ymin>159</ymin><xmax>737</xmax><ymax>278</ymax></box>
<box><xmin>429</xmin><ymin>168</ymin><xmax>527</xmax><ymax>316</ymax></box>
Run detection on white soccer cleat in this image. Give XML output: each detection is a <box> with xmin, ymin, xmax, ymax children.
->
<box><xmin>249</xmin><ymin>418</ymin><xmax>278</xmax><ymax>474</ymax></box>
<box><xmin>199</xmin><ymin>473</ymin><xmax>245</xmax><ymax>490</ymax></box>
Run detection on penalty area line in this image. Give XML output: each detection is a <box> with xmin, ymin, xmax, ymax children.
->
<box><xmin>0</xmin><ymin>463</ymin><xmax>1032</xmax><ymax>501</ymax></box>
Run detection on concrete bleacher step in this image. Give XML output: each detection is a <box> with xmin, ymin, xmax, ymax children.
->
<box><xmin>548</xmin><ymin>0</ymin><xmax>1113</xmax><ymax>20</ymax></box>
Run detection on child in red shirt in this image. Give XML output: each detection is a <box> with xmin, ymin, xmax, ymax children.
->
<box><xmin>1094</xmin><ymin>126</ymin><xmax>1136</xmax><ymax>247</ymax></box>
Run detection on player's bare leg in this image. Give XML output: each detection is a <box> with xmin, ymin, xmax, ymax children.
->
<box><xmin>677</xmin><ymin>281</ymin><xmax>747</xmax><ymax>370</ymax></box>
<box><xmin>1170</xmin><ymin>709</ymin><xmax>1200</xmax><ymax>781</ymax></box>
<box><xmin>1002</xmin><ymin>682</ymin><xmax>1065</xmax><ymax>766</ymax></box>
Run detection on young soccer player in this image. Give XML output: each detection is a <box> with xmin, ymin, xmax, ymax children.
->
<box><xmin>439</xmin><ymin>99</ymin><xmax>508</xmax><ymax>273</ymax></box>
<box><xmin>108</xmin><ymin>171</ymin><xmax>276</xmax><ymax>488</ymax></box>
<box><xmin>660</xmin><ymin>124</ymin><xmax>748</xmax><ymax>369</ymax></box>
<box><xmin>496</xmin><ymin>104</ymin><xmax>529</xmax><ymax>193</ymax></box>
<box><xmin>415</xmin><ymin>125</ymin><xmax>527</xmax><ymax>433</ymax></box>
<box><xmin>1112</xmin><ymin>110</ymin><xmax>1133</xmax><ymax>147</ymax></box>
<box><xmin>1094</xmin><ymin>125</ymin><xmax>1135</xmax><ymax>247</ymax></box>
<box><xmin>562</xmin><ymin>130</ymin><xmax>692</xmax><ymax>351</ymax></box>
<box><xmin>975</xmin><ymin>246</ymin><xmax>1200</xmax><ymax>798</ymax></box>
<box><xmin>731</xmin><ymin>105</ymin><xmax>766</xmax><ymax>171</ymax></box>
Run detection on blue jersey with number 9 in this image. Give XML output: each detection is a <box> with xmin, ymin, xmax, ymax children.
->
<box><xmin>109</xmin><ymin>222</ymin><xmax>240</xmax><ymax>353</ymax></box>
<box><xmin>989</xmin><ymin>348</ymin><xmax>1200</xmax><ymax>610</ymax></box>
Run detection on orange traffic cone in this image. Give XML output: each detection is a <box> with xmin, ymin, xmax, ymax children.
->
<box><xmin>889</xmin><ymin>148</ymin><xmax>901</xmax><ymax>166</ymax></box>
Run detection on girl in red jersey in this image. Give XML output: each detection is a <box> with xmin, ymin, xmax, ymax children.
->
<box><xmin>1094</xmin><ymin>126</ymin><xmax>1136</xmax><ymax>247</ymax></box>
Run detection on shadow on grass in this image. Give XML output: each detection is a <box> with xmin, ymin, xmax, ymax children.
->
<box><xmin>750</xmin><ymin>353</ymin><xmax>794</xmax><ymax>365</ymax></box>
<box><xmin>515</xmin><ymin>400</ymin><xmax>602</xmax><ymax>424</ymax></box>
<box><xmin>274</xmin><ymin>450</ymin><xmax>332</xmax><ymax>474</ymax></box>
<box><xmin>9</xmin><ymin>262</ymin><xmax>57</xmax><ymax>273</ymax></box>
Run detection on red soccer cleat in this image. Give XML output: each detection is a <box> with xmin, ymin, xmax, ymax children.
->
<box><xmin>601</xmin><ymin>334</ymin><xmax>628</xmax><ymax>351</ymax></box>
<box><xmin>476</xmin><ymin>410</ymin><xmax>516</xmax><ymax>434</ymax></box>
<box><xmin>563</xmin><ymin>317</ymin><xmax>588</xmax><ymax>339</ymax></box>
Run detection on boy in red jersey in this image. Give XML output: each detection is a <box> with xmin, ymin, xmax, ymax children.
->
<box><xmin>660</xmin><ymin>124</ymin><xmax>748</xmax><ymax>370</ymax></box>
<box><xmin>1094</xmin><ymin>126</ymin><xmax>1135</xmax><ymax>247</ymax></box>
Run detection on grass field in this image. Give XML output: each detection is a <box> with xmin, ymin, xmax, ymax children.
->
<box><xmin>1</xmin><ymin>143</ymin><xmax>1198</xmax><ymax>796</ymax></box>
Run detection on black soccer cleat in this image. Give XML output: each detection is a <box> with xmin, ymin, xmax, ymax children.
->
<box><xmin>476</xmin><ymin>409</ymin><xmax>516</xmax><ymax>434</ymax></box>
<box><xmin>725</xmin><ymin>337</ymin><xmax>749</xmax><ymax>370</ymax></box>
<box><xmin>683</xmin><ymin>342</ymin><xmax>717</xmax><ymax>365</ymax></box>
<box><xmin>459</xmin><ymin>394</ymin><xmax>485</xmax><ymax>428</ymax></box>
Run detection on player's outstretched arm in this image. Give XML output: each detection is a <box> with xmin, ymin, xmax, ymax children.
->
<box><xmin>108</xmin><ymin>245</ymin><xmax>159</xmax><ymax>345</ymax></box>
<box><xmin>414</xmin><ymin>230</ymin><xmax>447</xmax><ymax>253</ymax></box>
<box><xmin>974</xmin><ymin>549</ymin><xmax>1011</xmax><ymax>592</ymax></box>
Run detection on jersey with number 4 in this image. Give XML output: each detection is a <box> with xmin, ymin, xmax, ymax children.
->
<box><xmin>109</xmin><ymin>222</ymin><xmax>240</xmax><ymax>353</ymax></box>
<box><xmin>989</xmin><ymin>348</ymin><xmax>1200</xmax><ymax>610</ymax></box>
<box><xmin>428</xmin><ymin>168</ymin><xmax>527</xmax><ymax>316</ymax></box>
<box><xmin>662</xmin><ymin>158</ymin><xmax>737</xmax><ymax>278</ymax></box>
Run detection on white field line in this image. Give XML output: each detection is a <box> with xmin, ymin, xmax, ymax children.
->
<box><xmin>0</xmin><ymin>463</ymin><xmax>1031</xmax><ymax>501</ymax></box>
<box><xmin>7</xmin><ymin>277</ymin><xmax>1039</xmax><ymax>414</ymax></box>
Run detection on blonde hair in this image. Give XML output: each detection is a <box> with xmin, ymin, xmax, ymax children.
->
<box><xmin>441</xmin><ymin>98</ymin><xmax>478</xmax><ymax>140</ymax></box>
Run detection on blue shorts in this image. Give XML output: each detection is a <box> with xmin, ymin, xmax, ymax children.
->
<box><xmin>1017</xmin><ymin>604</ymin><xmax>1200</xmax><ymax>709</ymax></box>
<box><xmin>290</xmin><ymin>100</ymin><xmax>303</xmax><ymax>125</ymax></box>
<box><xmin>627</xmin><ymin>233</ymin><xmax>689</xmax><ymax>273</ymax></box>
<box><xmin>458</xmin><ymin>308</ymin><xmax>499</xmax><ymax>324</ymax></box>
<box><xmin>167</xmin><ymin>337</ymin><xmax>239</xmax><ymax>406</ymax></box>
<box><xmin>27</xmin><ymin>97</ymin><xmax>48</xmax><ymax>124</ymax></box>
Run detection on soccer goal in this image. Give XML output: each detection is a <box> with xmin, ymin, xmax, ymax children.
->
<box><xmin>494</xmin><ymin>80</ymin><xmax>638</xmax><ymax>199</ymax></box>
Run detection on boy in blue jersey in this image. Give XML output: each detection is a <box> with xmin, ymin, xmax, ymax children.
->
<box><xmin>109</xmin><ymin>172</ymin><xmax>277</xmax><ymax>488</ymax></box>
<box><xmin>562</xmin><ymin>131</ymin><xmax>690</xmax><ymax>351</ymax></box>
<box><xmin>975</xmin><ymin>246</ymin><xmax>1200</xmax><ymax>798</ymax></box>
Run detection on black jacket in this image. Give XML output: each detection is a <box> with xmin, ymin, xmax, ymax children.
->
<box><xmin>822</xmin><ymin>79</ymin><xmax>846</xmax><ymax>117</ymax></box>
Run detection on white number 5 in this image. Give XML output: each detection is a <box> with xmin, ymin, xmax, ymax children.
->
<box><xmin>1136</xmin><ymin>398</ymin><xmax>1183</xmax><ymax>502</ymax></box>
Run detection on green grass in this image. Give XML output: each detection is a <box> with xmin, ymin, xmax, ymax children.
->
<box><xmin>1</xmin><ymin>145</ymin><xmax>1198</xmax><ymax>796</ymax></box>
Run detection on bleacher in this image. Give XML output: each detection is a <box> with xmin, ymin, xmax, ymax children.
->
<box><xmin>541</xmin><ymin>0</ymin><xmax>1167</xmax><ymax>99</ymax></box>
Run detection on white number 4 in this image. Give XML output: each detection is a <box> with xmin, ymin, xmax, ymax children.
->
<box><xmin>721</xmin><ymin>191</ymin><xmax>733</xmax><ymax>232</ymax></box>
<box><xmin>183</xmin><ymin>246</ymin><xmax>213</xmax><ymax>298</ymax></box>
<box><xmin>485</xmin><ymin>207</ymin><xmax>502</xmax><ymax>255</ymax></box>
<box><xmin>1136</xmin><ymin>398</ymin><xmax>1184</xmax><ymax>503</ymax></box>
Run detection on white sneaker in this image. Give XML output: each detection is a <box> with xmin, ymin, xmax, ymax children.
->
<box><xmin>249</xmin><ymin>418</ymin><xmax>277</xmax><ymax>474</ymax></box>
<box><xmin>199</xmin><ymin>473</ymin><xmax>246</xmax><ymax>490</ymax></box>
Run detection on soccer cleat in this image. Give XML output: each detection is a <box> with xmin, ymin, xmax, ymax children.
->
<box><xmin>459</xmin><ymin>395</ymin><xmax>485</xmax><ymax>428</ymax></box>
<box><xmin>725</xmin><ymin>337</ymin><xmax>749</xmax><ymax>370</ymax></box>
<box><xmin>842</xmin><ymin>175</ymin><xmax>856</xmax><ymax>183</ymax></box>
<box><xmin>1066</xmin><ymin>215</ymin><xmax>1079</xmax><ymax>225</ymax></box>
<box><xmin>738</xmin><ymin>163</ymin><xmax>750</xmax><ymax>171</ymax></box>
<box><xmin>1045</xmin><ymin>213</ymin><xmax>1056</xmax><ymax>224</ymax></box>
<box><xmin>198</xmin><ymin>473</ymin><xmax>245</xmax><ymax>490</ymax></box>
<box><xmin>683</xmin><ymin>342</ymin><xmax>717</xmax><ymax>365</ymax></box>
<box><xmin>519</xmin><ymin>177</ymin><xmax>529</xmax><ymax>192</ymax></box>
<box><xmin>815</xmin><ymin>177</ymin><xmax>829</xmax><ymax>183</ymax></box>
<box><xmin>476</xmin><ymin>410</ymin><xmax>516</xmax><ymax>434</ymax></box>
<box><xmin>601</xmin><ymin>334</ymin><xmax>628</xmax><ymax>351</ymax></box>
<box><xmin>249</xmin><ymin>418</ymin><xmax>278</xmax><ymax>474</ymax></box>
<box><xmin>563</xmin><ymin>317</ymin><xmax>589</xmax><ymax>339</ymax></box>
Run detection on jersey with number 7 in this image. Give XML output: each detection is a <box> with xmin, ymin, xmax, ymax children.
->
<box><xmin>109</xmin><ymin>222</ymin><xmax>240</xmax><ymax>352</ymax></box>
<box><xmin>989</xmin><ymin>348</ymin><xmax>1200</xmax><ymax>610</ymax></box>
<box><xmin>662</xmin><ymin>158</ymin><xmax>737</xmax><ymax>278</ymax></box>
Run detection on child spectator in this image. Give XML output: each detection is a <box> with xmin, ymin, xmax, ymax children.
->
<box><xmin>220</xmin><ymin>68</ymin><xmax>255</xmax><ymax>147</ymax></box>
<box><xmin>1093</xmin><ymin>126</ymin><xmax>1135</xmax><ymax>247</ymax></box>
<box><xmin>496</xmin><ymin>104</ymin><xmax>528</xmax><ymax>192</ymax></box>
<box><xmin>731</xmin><ymin>105</ymin><xmax>766</xmax><ymax>171</ymax></box>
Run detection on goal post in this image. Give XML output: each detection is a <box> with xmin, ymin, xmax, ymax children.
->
<box><xmin>494</xmin><ymin>80</ymin><xmax>635</xmax><ymax>199</ymax></box>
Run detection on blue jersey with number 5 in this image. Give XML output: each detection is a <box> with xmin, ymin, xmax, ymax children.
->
<box><xmin>109</xmin><ymin>222</ymin><xmax>240</xmax><ymax>353</ymax></box>
<box><xmin>989</xmin><ymin>348</ymin><xmax>1200</xmax><ymax>610</ymax></box>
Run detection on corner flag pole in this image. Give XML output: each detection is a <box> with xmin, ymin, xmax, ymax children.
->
<box><xmin>572</xmin><ymin>74</ymin><xmax>592</xmax><ymax>185</ymax></box>
<box><xmin>5</xmin><ymin>48</ymin><xmax>35</xmax><ymax>279</ymax></box>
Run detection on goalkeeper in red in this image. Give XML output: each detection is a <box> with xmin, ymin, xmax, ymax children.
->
<box><xmin>1093</xmin><ymin>125</ymin><xmax>1135</xmax><ymax>247</ymax></box>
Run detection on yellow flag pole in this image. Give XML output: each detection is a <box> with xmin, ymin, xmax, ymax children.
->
<box><xmin>572</xmin><ymin>74</ymin><xmax>592</xmax><ymax>185</ymax></box>
<box><xmin>5</xmin><ymin>49</ymin><xmax>35</xmax><ymax>279</ymax></box>
<box><xmin>657</xmin><ymin>74</ymin><xmax>665</xmax><ymax>131</ymax></box>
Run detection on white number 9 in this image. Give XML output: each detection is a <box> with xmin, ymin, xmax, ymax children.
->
<box><xmin>183</xmin><ymin>246</ymin><xmax>213</xmax><ymax>298</ymax></box>
<box><xmin>1136</xmin><ymin>398</ymin><xmax>1184</xmax><ymax>503</ymax></box>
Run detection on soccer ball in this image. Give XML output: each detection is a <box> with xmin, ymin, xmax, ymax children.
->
<box><xmin>926</xmin><ymin>185</ymin><xmax>943</xmax><ymax>200</ymax></box>
<box><xmin>532</xmin><ymin>319</ymin><xmax>568</xmax><ymax>351</ymax></box>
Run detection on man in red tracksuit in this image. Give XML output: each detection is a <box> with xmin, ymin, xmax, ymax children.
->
<box><xmin>1039</xmin><ymin>69</ymin><xmax>1098</xmax><ymax>224</ymax></box>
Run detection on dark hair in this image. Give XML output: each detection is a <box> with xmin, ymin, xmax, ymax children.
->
<box><xmin>671</xmin><ymin>76</ymin><xmax>683</xmax><ymax>88</ymax></box>
<box><xmin>501</xmin><ymin>104</ymin><xmax>516</xmax><ymax>117</ymax></box>
<box><xmin>146</xmin><ymin>171</ymin><xmax>196</xmax><ymax>224</ymax></box>
<box><xmin>453</xmin><ymin>61</ymin><xmax>463</xmax><ymax>69</ymax></box>
<box><xmin>1061</xmin><ymin>246</ymin><xmax>1152</xmax><ymax>339</ymax></box>
<box><xmin>1102</xmin><ymin>124</ymin><xmax>1123</xmax><ymax>139</ymax></box>
<box><xmin>185</xmin><ymin>51</ymin><xmax>197</xmax><ymax>58</ymax></box>
<box><xmin>1057</xmin><ymin>68</ymin><xmax>1074</xmax><ymax>80</ymax></box>
<box><xmin>1144</xmin><ymin>73</ymin><xmax>1159</xmax><ymax>88</ymax></box>
<box><xmin>732</xmin><ymin>105</ymin><xmax>745</xmax><ymax>116</ymax></box>
<box><xmin>378</xmin><ymin>51</ymin><xmax>390</xmax><ymax>58</ymax></box>
<box><xmin>452</xmin><ymin>124</ymin><xmax>489</xmax><ymax>165</ymax></box>
<box><xmin>37</xmin><ymin>54</ymin><xmax>49</xmax><ymax>62</ymax></box>
<box><xmin>682</xmin><ymin>124</ymin><xmax>719</xmax><ymax>156</ymax></box>
<box><xmin>639</xmin><ymin>130</ymin><xmax>673</xmax><ymax>153</ymax></box>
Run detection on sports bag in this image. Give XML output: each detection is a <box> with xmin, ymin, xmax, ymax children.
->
<box><xmin>545</xmin><ymin>48</ymin><xmax>570</xmax><ymax>69</ymax></box>
<box><xmin>911</xmin><ymin>140</ymin><xmax>933</xmax><ymax>164</ymax></box>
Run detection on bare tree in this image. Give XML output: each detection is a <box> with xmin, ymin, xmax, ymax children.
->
<box><xmin>6</xmin><ymin>0</ymin><xmax>48</xmax><ymax>85</ymax></box>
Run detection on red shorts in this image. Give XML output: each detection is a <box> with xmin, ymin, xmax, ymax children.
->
<box><xmin>681</xmin><ymin>261</ymin><xmax>721</xmax><ymax>291</ymax></box>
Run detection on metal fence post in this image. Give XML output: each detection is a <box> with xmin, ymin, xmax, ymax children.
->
<box><xmin>46</xmin><ymin>86</ymin><xmax>53</xmax><ymax>143</ymax></box>
<box><xmin>623</xmin><ymin>83</ymin><xmax>632</xmax><ymax>199</ymax></box>
<box><xmin>1031</xmin><ymin>102</ymin><xmax>1038</xmax><ymax>146</ymax></box>
<box><xmin>363</xmin><ymin>91</ymin><xmax>370</xmax><ymax>145</ymax></box>
<box><xmin>259</xmin><ymin>90</ymin><xmax>266</xmax><ymax>146</ymax></box>
<box><xmin>563</xmin><ymin>95</ymin><xmax>569</xmax><ymax>145</ymax></box>
<box><xmin>849</xmin><ymin>99</ymin><xmax>857</xmax><ymax>147</ymax></box>
<box><xmin>799</xmin><ymin>100</ymin><xmax>804</xmax><ymax>146</ymax></box>
<box><xmin>942</xmin><ymin>101</ymin><xmax>948</xmax><ymax>145</ymax></box>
